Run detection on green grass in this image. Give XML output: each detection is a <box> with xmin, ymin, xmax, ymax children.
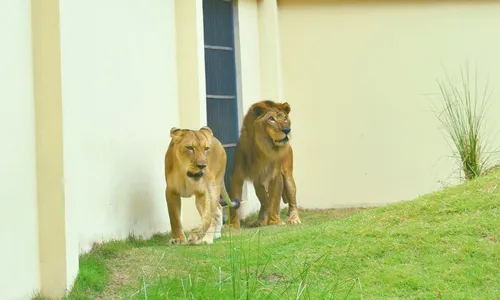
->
<box><xmin>35</xmin><ymin>170</ymin><xmax>500</xmax><ymax>299</ymax></box>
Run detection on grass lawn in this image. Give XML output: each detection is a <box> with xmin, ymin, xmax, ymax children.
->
<box><xmin>35</xmin><ymin>171</ymin><xmax>500</xmax><ymax>300</ymax></box>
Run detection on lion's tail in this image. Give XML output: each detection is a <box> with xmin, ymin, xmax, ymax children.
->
<box><xmin>219</xmin><ymin>180</ymin><xmax>242</xmax><ymax>209</ymax></box>
<box><xmin>221</xmin><ymin>180</ymin><xmax>232</xmax><ymax>206</ymax></box>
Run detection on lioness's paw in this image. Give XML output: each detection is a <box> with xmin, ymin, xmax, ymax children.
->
<box><xmin>187</xmin><ymin>232</ymin><xmax>200</xmax><ymax>244</ymax></box>
<box><xmin>169</xmin><ymin>238</ymin><xmax>186</xmax><ymax>245</ymax></box>
<box><xmin>188</xmin><ymin>236</ymin><xmax>214</xmax><ymax>245</ymax></box>
<box><xmin>200</xmin><ymin>235</ymin><xmax>214</xmax><ymax>244</ymax></box>
<box><xmin>190</xmin><ymin>240</ymin><xmax>213</xmax><ymax>245</ymax></box>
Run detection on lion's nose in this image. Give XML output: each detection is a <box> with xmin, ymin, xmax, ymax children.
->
<box><xmin>282</xmin><ymin>127</ymin><xmax>291</xmax><ymax>134</ymax></box>
<box><xmin>197</xmin><ymin>164</ymin><xmax>206</xmax><ymax>170</ymax></box>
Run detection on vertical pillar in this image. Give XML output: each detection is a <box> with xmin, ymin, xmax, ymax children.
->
<box><xmin>31</xmin><ymin>0</ymin><xmax>68</xmax><ymax>297</ymax></box>
<box><xmin>173</xmin><ymin>0</ymin><xmax>207</xmax><ymax>229</ymax></box>
<box><xmin>175</xmin><ymin>0</ymin><xmax>207</xmax><ymax>129</ymax></box>
<box><xmin>258</xmin><ymin>0</ymin><xmax>283</xmax><ymax>101</ymax></box>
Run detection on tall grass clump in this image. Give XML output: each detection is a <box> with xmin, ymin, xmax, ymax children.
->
<box><xmin>433</xmin><ymin>63</ymin><xmax>499</xmax><ymax>180</ymax></box>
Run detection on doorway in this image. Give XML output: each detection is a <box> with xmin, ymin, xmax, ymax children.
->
<box><xmin>202</xmin><ymin>0</ymin><xmax>240</xmax><ymax>188</ymax></box>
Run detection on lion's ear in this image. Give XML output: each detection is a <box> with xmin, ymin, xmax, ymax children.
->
<box><xmin>252</xmin><ymin>105</ymin><xmax>266</xmax><ymax>120</ymax></box>
<box><xmin>199</xmin><ymin>126</ymin><xmax>213</xmax><ymax>137</ymax></box>
<box><xmin>170</xmin><ymin>127</ymin><xmax>183</xmax><ymax>138</ymax></box>
<box><xmin>281</xmin><ymin>102</ymin><xmax>291</xmax><ymax>114</ymax></box>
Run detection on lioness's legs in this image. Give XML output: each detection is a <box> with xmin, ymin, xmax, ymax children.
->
<box><xmin>267</xmin><ymin>175</ymin><xmax>284</xmax><ymax>226</ymax></box>
<box><xmin>166</xmin><ymin>189</ymin><xmax>186</xmax><ymax>244</ymax></box>
<box><xmin>195</xmin><ymin>197</ymin><xmax>222</xmax><ymax>239</ymax></box>
<box><xmin>200</xmin><ymin>185</ymin><xmax>222</xmax><ymax>244</ymax></box>
<box><xmin>283</xmin><ymin>174</ymin><xmax>301</xmax><ymax>224</ymax></box>
<box><xmin>189</xmin><ymin>191</ymin><xmax>218</xmax><ymax>244</ymax></box>
<box><xmin>214</xmin><ymin>204</ymin><xmax>223</xmax><ymax>239</ymax></box>
<box><xmin>228</xmin><ymin>171</ymin><xmax>244</xmax><ymax>229</ymax></box>
<box><xmin>250</xmin><ymin>182</ymin><xmax>270</xmax><ymax>227</ymax></box>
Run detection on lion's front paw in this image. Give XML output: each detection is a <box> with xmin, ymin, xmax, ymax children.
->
<box><xmin>227</xmin><ymin>221</ymin><xmax>241</xmax><ymax>231</ymax></box>
<box><xmin>286</xmin><ymin>215</ymin><xmax>301</xmax><ymax>225</ymax></box>
<box><xmin>267</xmin><ymin>215</ymin><xmax>284</xmax><ymax>226</ymax></box>
<box><xmin>268</xmin><ymin>219</ymin><xmax>285</xmax><ymax>226</ymax></box>
<box><xmin>249</xmin><ymin>219</ymin><xmax>267</xmax><ymax>227</ymax></box>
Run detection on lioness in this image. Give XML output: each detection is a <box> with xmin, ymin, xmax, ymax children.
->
<box><xmin>164</xmin><ymin>126</ymin><xmax>231</xmax><ymax>244</ymax></box>
<box><xmin>228</xmin><ymin>100</ymin><xmax>301</xmax><ymax>229</ymax></box>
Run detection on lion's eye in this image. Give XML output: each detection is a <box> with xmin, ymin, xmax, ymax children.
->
<box><xmin>186</xmin><ymin>146</ymin><xmax>194</xmax><ymax>151</ymax></box>
<box><xmin>284</xmin><ymin>116</ymin><xmax>288</xmax><ymax>122</ymax></box>
<box><xmin>204</xmin><ymin>147</ymin><xmax>210</xmax><ymax>151</ymax></box>
<box><xmin>269</xmin><ymin>116</ymin><xmax>276</xmax><ymax>123</ymax></box>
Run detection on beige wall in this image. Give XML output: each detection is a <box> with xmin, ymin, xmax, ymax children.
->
<box><xmin>58</xmin><ymin>0</ymin><xmax>179</xmax><ymax>252</ymax></box>
<box><xmin>0</xmin><ymin>1</ymin><xmax>40</xmax><ymax>299</ymax></box>
<box><xmin>278</xmin><ymin>0</ymin><xmax>500</xmax><ymax>208</ymax></box>
<box><xmin>233</xmin><ymin>0</ymin><xmax>263</xmax><ymax>217</ymax></box>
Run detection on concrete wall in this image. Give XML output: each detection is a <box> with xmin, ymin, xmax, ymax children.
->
<box><xmin>0</xmin><ymin>1</ymin><xmax>40</xmax><ymax>299</ymax></box>
<box><xmin>58</xmin><ymin>0</ymin><xmax>179</xmax><ymax>253</ymax></box>
<box><xmin>278</xmin><ymin>0</ymin><xmax>500</xmax><ymax>208</ymax></box>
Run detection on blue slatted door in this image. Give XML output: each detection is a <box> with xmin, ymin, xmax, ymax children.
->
<box><xmin>203</xmin><ymin>0</ymin><xmax>239</xmax><ymax>188</ymax></box>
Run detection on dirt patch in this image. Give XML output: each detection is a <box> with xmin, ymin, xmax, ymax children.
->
<box><xmin>299</xmin><ymin>207</ymin><xmax>369</xmax><ymax>219</ymax></box>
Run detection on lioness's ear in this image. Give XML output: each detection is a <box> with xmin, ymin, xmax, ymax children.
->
<box><xmin>252</xmin><ymin>105</ymin><xmax>266</xmax><ymax>120</ymax></box>
<box><xmin>199</xmin><ymin>126</ymin><xmax>213</xmax><ymax>137</ymax></box>
<box><xmin>281</xmin><ymin>102</ymin><xmax>291</xmax><ymax>114</ymax></box>
<box><xmin>170</xmin><ymin>127</ymin><xmax>183</xmax><ymax>138</ymax></box>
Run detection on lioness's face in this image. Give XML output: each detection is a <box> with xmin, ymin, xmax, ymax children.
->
<box><xmin>170</xmin><ymin>127</ymin><xmax>213</xmax><ymax>180</ymax></box>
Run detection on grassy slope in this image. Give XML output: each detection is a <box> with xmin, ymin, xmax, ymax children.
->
<box><xmin>36</xmin><ymin>171</ymin><xmax>500</xmax><ymax>300</ymax></box>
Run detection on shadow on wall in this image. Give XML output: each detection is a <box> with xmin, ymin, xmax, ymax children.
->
<box><xmin>112</xmin><ymin>167</ymin><xmax>170</xmax><ymax>241</ymax></box>
<box><xmin>129</xmin><ymin>184</ymin><xmax>156</xmax><ymax>237</ymax></box>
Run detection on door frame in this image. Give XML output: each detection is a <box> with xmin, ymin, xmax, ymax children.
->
<box><xmin>232</xmin><ymin>0</ymin><xmax>245</xmax><ymax>128</ymax></box>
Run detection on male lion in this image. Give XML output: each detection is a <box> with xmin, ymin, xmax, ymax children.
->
<box><xmin>228</xmin><ymin>100</ymin><xmax>301</xmax><ymax>229</ymax></box>
<box><xmin>164</xmin><ymin>126</ymin><xmax>231</xmax><ymax>244</ymax></box>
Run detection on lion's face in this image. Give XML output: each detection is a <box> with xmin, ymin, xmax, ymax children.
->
<box><xmin>253</xmin><ymin>101</ymin><xmax>292</xmax><ymax>148</ymax></box>
<box><xmin>170</xmin><ymin>127</ymin><xmax>214</xmax><ymax>180</ymax></box>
